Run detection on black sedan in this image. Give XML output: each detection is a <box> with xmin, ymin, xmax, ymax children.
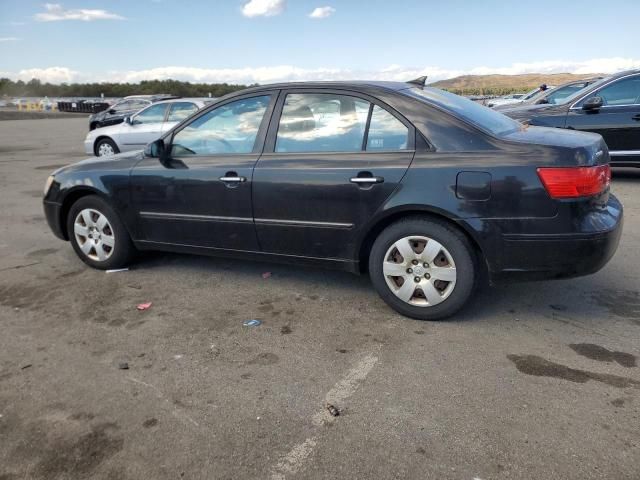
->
<box><xmin>500</xmin><ymin>69</ymin><xmax>640</xmax><ymax>167</ymax></box>
<box><xmin>88</xmin><ymin>94</ymin><xmax>175</xmax><ymax>130</ymax></box>
<box><xmin>43</xmin><ymin>81</ymin><xmax>623</xmax><ymax>320</ymax></box>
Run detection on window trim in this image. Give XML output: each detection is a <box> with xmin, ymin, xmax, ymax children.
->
<box><xmin>569</xmin><ymin>73</ymin><xmax>640</xmax><ymax>110</ymax></box>
<box><xmin>263</xmin><ymin>88</ymin><xmax>416</xmax><ymax>155</ymax></box>
<box><xmin>165</xmin><ymin>92</ymin><xmax>279</xmax><ymax>157</ymax></box>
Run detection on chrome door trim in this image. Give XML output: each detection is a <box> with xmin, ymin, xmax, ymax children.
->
<box><xmin>139</xmin><ymin>211</ymin><xmax>253</xmax><ymax>223</ymax></box>
<box><xmin>609</xmin><ymin>150</ymin><xmax>640</xmax><ymax>156</ymax></box>
<box><xmin>254</xmin><ymin>218</ymin><xmax>354</xmax><ymax>229</ymax></box>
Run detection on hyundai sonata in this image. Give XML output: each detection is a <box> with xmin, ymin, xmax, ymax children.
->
<box><xmin>43</xmin><ymin>80</ymin><xmax>623</xmax><ymax>320</ymax></box>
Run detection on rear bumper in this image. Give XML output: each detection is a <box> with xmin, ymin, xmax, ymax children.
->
<box><xmin>487</xmin><ymin>194</ymin><xmax>623</xmax><ymax>283</ymax></box>
<box><xmin>43</xmin><ymin>200</ymin><xmax>66</xmax><ymax>240</ymax></box>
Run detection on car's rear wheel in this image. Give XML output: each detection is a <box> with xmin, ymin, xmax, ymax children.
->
<box><xmin>369</xmin><ymin>217</ymin><xmax>477</xmax><ymax>320</ymax></box>
<box><xmin>67</xmin><ymin>195</ymin><xmax>135</xmax><ymax>270</ymax></box>
<box><xmin>95</xmin><ymin>138</ymin><xmax>119</xmax><ymax>157</ymax></box>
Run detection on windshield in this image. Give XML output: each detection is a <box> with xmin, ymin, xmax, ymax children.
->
<box><xmin>405</xmin><ymin>87</ymin><xmax>521</xmax><ymax>137</ymax></box>
<box><xmin>562</xmin><ymin>76</ymin><xmax>611</xmax><ymax>104</ymax></box>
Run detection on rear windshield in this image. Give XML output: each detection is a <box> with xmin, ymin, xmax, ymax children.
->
<box><xmin>404</xmin><ymin>87</ymin><xmax>521</xmax><ymax>137</ymax></box>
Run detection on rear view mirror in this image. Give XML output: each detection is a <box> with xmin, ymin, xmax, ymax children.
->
<box><xmin>145</xmin><ymin>138</ymin><xmax>165</xmax><ymax>158</ymax></box>
<box><xmin>582</xmin><ymin>96</ymin><xmax>603</xmax><ymax>111</ymax></box>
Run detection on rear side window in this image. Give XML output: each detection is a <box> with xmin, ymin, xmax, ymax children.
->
<box><xmin>276</xmin><ymin>93</ymin><xmax>370</xmax><ymax>153</ymax></box>
<box><xmin>597</xmin><ymin>75</ymin><xmax>640</xmax><ymax>106</ymax></box>
<box><xmin>167</xmin><ymin>102</ymin><xmax>198</xmax><ymax>122</ymax></box>
<box><xmin>366</xmin><ymin>105</ymin><xmax>409</xmax><ymax>151</ymax></box>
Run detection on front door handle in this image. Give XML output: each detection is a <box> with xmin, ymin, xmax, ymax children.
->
<box><xmin>632</xmin><ymin>114</ymin><xmax>640</xmax><ymax>121</ymax></box>
<box><xmin>350</xmin><ymin>172</ymin><xmax>384</xmax><ymax>184</ymax></box>
<box><xmin>219</xmin><ymin>172</ymin><xmax>246</xmax><ymax>183</ymax></box>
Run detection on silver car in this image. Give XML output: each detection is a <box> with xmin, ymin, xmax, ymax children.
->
<box><xmin>84</xmin><ymin>98</ymin><xmax>208</xmax><ymax>156</ymax></box>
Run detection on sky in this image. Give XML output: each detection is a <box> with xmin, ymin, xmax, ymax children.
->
<box><xmin>0</xmin><ymin>0</ymin><xmax>639</xmax><ymax>85</ymax></box>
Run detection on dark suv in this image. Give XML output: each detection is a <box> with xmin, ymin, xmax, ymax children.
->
<box><xmin>501</xmin><ymin>70</ymin><xmax>640</xmax><ymax>166</ymax></box>
<box><xmin>88</xmin><ymin>94</ymin><xmax>175</xmax><ymax>130</ymax></box>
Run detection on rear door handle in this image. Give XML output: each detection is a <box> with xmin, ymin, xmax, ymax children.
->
<box><xmin>632</xmin><ymin>114</ymin><xmax>640</xmax><ymax>121</ymax></box>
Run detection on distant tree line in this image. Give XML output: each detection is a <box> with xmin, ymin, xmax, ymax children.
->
<box><xmin>442</xmin><ymin>86</ymin><xmax>539</xmax><ymax>96</ymax></box>
<box><xmin>0</xmin><ymin>78</ymin><xmax>252</xmax><ymax>98</ymax></box>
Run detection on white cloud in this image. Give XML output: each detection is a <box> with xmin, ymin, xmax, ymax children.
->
<box><xmin>242</xmin><ymin>0</ymin><xmax>286</xmax><ymax>17</ymax></box>
<box><xmin>309</xmin><ymin>6</ymin><xmax>335</xmax><ymax>19</ymax></box>
<box><xmin>34</xmin><ymin>3</ymin><xmax>125</xmax><ymax>22</ymax></box>
<box><xmin>2</xmin><ymin>58</ymin><xmax>639</xmax><ymax>85</ymax></box>
<box><xmin>1</xmin><ymin>67</ymin><xmax>80</xmax><ymax>83</ymax></box>
<box><xmin>0</xmin><ymin>37</ymin><xmax>20</xmax><ymax>42</ymax></box>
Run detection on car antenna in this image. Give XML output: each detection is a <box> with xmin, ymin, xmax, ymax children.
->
<box><xmin>407</xmin><ymin>75</ymin><xmax>428</xmax><ymax>87</ymax></box>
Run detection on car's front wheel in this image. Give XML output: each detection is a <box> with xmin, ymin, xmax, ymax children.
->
<box><xmin>95</xmin><ymin>137</ymin><xmax>119</xmax><ymax>157</ymax></box>
<box><xmin>369</xmin><ymin>217</ymin><xmax>477</xmax><ymax>320</ymax></box>
<box><xmin>67</xmin><ymin>195</ymin><xmax>135</xmax><ymax>270</ymax></box>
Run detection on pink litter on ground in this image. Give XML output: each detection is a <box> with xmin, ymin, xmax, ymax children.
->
<box><xmin>262</xmin><ymin>272</ymin><xmax>272</xmax><ymax>279</ymax></box>
<box><xmin>136</xmin><ymin>302</ymin><xmax>152</xmax><ymax>311</ymax></box>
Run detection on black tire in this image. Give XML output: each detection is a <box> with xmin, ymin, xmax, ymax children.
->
<box><xmin>94</xmin><ymin>137</ymin><xmax>119</xmax><ymax>157</ymax></box>
<box><xmin>66</xmin><ymin>195</ymin><xmax>135</xmax><ymax>270</ymax></box>
<box><xmin>368</xmin><ymin>216</ymin><xmax>477</xmax><ymax>320</ymax></box>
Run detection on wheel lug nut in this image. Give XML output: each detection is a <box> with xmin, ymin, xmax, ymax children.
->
<box><xmin>407</xmin><ymin>268</ymin><xmax>413</xmax><ymax>274</ymax></box>
<box><xmin>412</xmin><ymin>260</ymin><xmax>418</xmax><ymax>265</ymax></box>
<box><xmin>414</xmin><ymin>277</ymin><xmax>420</xmax><ymax>283</ymax></box>
<box><xmin>423</xmin><ymin>262</ymin><xmax>429</xmax><ymax>268</ymax></box>
<box><xmin>425</xmin><ymin>273</ymin><xmax>431</xmax><ymax>279</ymax></box>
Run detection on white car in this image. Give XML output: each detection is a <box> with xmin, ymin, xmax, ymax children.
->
<box><xmin>486</xmin><ymin>87</ymin><xmax>556</xmax><ymax>108</ymax></box>
<box><xmin>84</xmin><ymin>98</ymin><xmax>207</xmax><ymax>156</ymax></box>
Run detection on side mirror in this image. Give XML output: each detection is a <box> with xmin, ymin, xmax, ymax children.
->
<box><xmin>108</xmin><ymin>109</ymin><xmax>116</xmax><ymax>114</ymax></box>
<box><xmin>582</xmin><ymin>96</ymin><xmax>603</xmax><ymax>111</ymax></box>
<box><xmin>536</xmin><ymin>98</ymin><xmax>549</xmax><ymax>105</ymax></box>
<box><xmin>124</xmin><ymin>116</ymin><xmax>132</xmax><ymax>125</ymax></box>
<box><xmin>145</xmin><ymin>139</ymin><xmax>171</xmax><ymax>165</ymax></box>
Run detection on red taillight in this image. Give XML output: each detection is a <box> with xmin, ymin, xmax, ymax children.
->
<box><xmin>537</xmin><ymin>165</ymin><xmax>611</xmax><ymax>199</ymax></box>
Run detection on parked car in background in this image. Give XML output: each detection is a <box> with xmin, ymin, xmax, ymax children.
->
<box><xmin>45</xmin><ymin>81</ymin><xmax>621</xmax><ymax>320</ymax></box>
<box><xmin>88</xmin><ymin>94</ymin><xmax>175</xmax><ymax>130</ymax></box>
<box><xmin>85</xmin><ymin>98</ymin><xmax>206</xmax><ymax>156</ymax></box>
<box><xmin>498</xmin><ymin>77</ymin><xmax>603</xmax><ymax>108</ymax></box>
<box><xmin>500</xmin><ymin>70</ymin><xmax>640</xmax><ymax>166</ymax></box>
<box><xmin>484</xmin><ymin>93</ymin><xmax>526</xmax><ymax>108</ymax></box>
<box><xmin>486</xmin><ymin>86</ymin><xmax>555</xmax><ymax>108</ymax></box>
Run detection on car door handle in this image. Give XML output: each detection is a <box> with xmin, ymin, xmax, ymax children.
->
<box><xmin>219</xmin><ymin>175</ymin><xmax>246</xmax><ymax>183</ymax></box>
<box><xmin>632</xmin><ymin>114</ymin><xmax>640</xmax><ymax>121</ymax></box>
<box><xmin>350</xmin><ymin>176</ymin><xmax>384</xmax><ymax>184</ymax></box>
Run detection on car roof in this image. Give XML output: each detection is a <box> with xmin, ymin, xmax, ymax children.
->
<box><xmin>236</xmin><ymin>80</ymin><xmax>415</xmax><ymax>94</ymax></box>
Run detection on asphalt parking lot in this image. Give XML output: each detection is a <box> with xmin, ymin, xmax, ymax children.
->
<box><xmin>1</xmin><ymin>117</ymin><xmax>639</xmax><ymax>480</ymax></box>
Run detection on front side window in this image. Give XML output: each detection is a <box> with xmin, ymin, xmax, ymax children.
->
<box><xmin>130</xmin><ymin>99</ymin><xmax>151</xmax><ymax>111</ymax></box>
<box><xmin>171</xmin><ymin>95</ymin><xmax>270</xmax><ymax>155</ymax></box>
<box><xmin>132</xmin><ymin>103</ymin><xmax>168</xmax><ymax>124</ymax></box>
<box><xmin>167</xmin><ymin>102</ymin><xmax>199</xmax><ymax>122</ymax></box>
<box><xmin>276</xmin><ymin>93</ymin><xmax>370</xmax><ymax>153</ymax></box>
<box><xmin>597</xmin><ymin>75</ymin><xmax>640</xmax><ymax>106</ymax></box>
<box><xmin>366</xmin><ymin>105</ymin><xmax>409</xmax><ymax>151</ymax></box>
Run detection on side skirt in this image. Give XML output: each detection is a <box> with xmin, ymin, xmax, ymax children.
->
<box><xmin>133</xmin><ymin>240</ymin><xmax>361</xmax><ymax>274</ymax></box>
